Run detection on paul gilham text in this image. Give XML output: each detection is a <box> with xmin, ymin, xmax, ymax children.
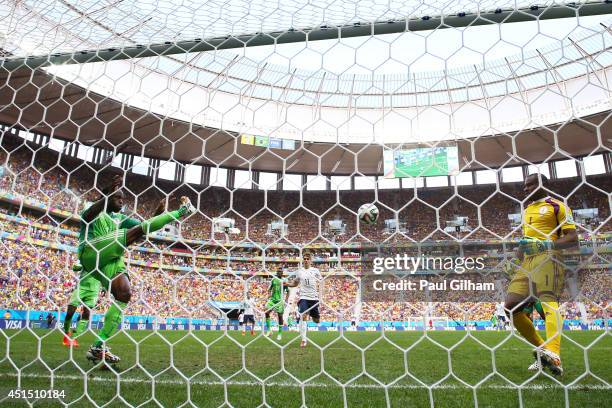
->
<box><xmin>372</xmin><ymin>279</ymin><xmax>495</xmax><ymax>292</ymax></box>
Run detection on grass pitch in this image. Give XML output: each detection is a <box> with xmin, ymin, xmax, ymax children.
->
<box><xmin>0</xmin><ymin>328</ymin><xmax>609</xmax><ymax>407</ymax></box>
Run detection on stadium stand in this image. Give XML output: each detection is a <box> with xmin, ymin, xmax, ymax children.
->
<box><xmin>1</xmin><ymin>132</ymin><xmax>609</xmax><ymax>326</ymax></box>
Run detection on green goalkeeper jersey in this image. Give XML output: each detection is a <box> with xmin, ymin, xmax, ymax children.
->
<box><xmin>78</xmin><ymin>208</ymin><xmax>139</xmax><ymax>250</ymax></box>
<box><xmin>269</xmin><ymin>277</ymin><xmax>288</xmax><ymax>303</ymax></box>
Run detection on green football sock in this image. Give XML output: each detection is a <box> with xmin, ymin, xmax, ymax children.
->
<box><xmin>63</xmin><ymin>317</ymin><xmax>72</xmax><ymax>334</ymax></box>
<box><xmin>265</xmin><ymin>318</ymin><xmax>271</xmax><ymax>331</ymax></box>
<box><xmin>140</xmin><ymin>210</ymin><xmax>183</xmax><ymax>234</ymax></box>
<box><xmin>74</xmin><ymin>319</ymin><xmax>88</xmax><ymax>336</ymax></box>
<box><xmin>93</xmin><ymin>301</ymin><xmax>127</xmax><ymax>348</ymax></box>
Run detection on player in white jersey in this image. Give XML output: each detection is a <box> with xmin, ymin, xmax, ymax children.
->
<box><xmin>495</xmin><ymin>303</ymin><xmax>507</xmax><ymax>330</ymax></box>
<box><xmin>288</xmin><ymin>252</ymin><xmax>322</xmax><ymax>348</ymax></box>
<box><xmin>241</xmin><ymin>295</ymin><xmax>256</xmax><ymax>336</ymax></box>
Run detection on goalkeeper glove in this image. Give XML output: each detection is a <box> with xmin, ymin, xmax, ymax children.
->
<box><xmin>518</xmin><ymin>237</ymin><xmax>553</xmax><ymax>256</ymax></box>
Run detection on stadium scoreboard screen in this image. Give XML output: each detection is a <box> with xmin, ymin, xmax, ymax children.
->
<box><xmin>384</xmin><ymin>146</ymin><xmax>459</xmax><ymax>178</ymax></box>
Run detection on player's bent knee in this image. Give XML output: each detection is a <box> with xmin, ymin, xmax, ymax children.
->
<box><xmin>505</xmin><ymin>292</ymin><xmax>527</xmax><ymax>315</ymax></box>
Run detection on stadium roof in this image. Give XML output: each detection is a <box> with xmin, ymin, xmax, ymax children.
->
<box><xmin>129</xmin><ymin>28</ymin><xmax>611</xmax><ymax>108</ymax></box>
<box><xmin>0</xmin><ymin>63</ymin><xmax>609</xmax><ymax>175</ymax></box>
<box><xmin>1</xmin><ymin>1</ymin><xmax>609</xmax><ymax>58</ymax></box>
<box><xmin>1</xmin><ymin>1</ymin><xmax>610</xmax><ymax>107</ymax></box>
<box><xmin>0</xmin><ymin>1</ymin><xmax>610</xmax><ymax>174</ymax></box>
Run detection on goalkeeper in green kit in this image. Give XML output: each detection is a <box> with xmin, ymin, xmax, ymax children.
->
<box><xmin>264</xmin><ymin>269</ymin><xmax>289</xmax><ymax>340</ymax></box>
<box><xmin>70</xmin><ymin>175</ymin><xmax>195</xmax><ymax>364</ymax></box>
<box><xmin>62</xmin><ymin>180</ymin><xmax>168</xmax><ymax>348</ymax></box>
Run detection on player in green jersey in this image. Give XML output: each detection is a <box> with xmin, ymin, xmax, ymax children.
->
<box><xmin>76</xmin><ymin>175</ymin><xmax>195</xmax><ymax>364</ymax></box>
<box><xmin>62</xmin><ymin>183</ymin><xmax>168</xmax><ymax>348</ymax></box>
<box><xmin>62</xmin><ymin>181</ymin><xmax>126</xmax><ymax>348</ymax></box>
<box><xmin>265</xmin><ymin>269</ymin><xmax>289</xmax><ymax>340</ymax></box>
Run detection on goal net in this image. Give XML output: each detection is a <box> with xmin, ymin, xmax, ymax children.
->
<box><xmin>0</xmin><ymin>1</ymin><xmax>610</xmax><ymax>407</ymax></box>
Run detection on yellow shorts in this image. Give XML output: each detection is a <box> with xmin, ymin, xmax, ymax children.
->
<box><xmin>507</xmin><ymin>252</ymin><xmax>564</xmax><ymax>301</ymax></box>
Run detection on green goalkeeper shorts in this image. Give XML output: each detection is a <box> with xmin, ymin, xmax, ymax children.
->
<box><xmin>266</xmin><ymin>299</ymin><xmax>284</xmax><ymax>314</ymax></box>
<box><xmin>79</xmin><ymin>229</ymin><xmax>128</xmax><ymax>287</ymax></box>
<box><xmin>68</xmin><ymin>275</ymin><xmax>101</xmax><ymax>309</ymax></box>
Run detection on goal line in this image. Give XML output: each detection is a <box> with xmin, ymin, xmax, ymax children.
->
<box><xmin>2</xmin><ymin>372</ymin><xmax>609</xmax><ymax>391</ymax></box>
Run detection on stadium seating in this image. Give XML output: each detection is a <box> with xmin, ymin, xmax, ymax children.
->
<box><xmin>0</xmin><ymin>135</ymin><xmax>609</xmax><ymax>323</ymax></box>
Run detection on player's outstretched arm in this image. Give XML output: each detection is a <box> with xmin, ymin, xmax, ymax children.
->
<box><xmin>121</xmin><ymin>197</ymin><xmax>168</xmax><ymax>231</ymax></box>
<box><xmin>519</xmin><ymin>229</ymin><xmax>578</xmax><ymax>255</ymax></box>
<box><xmin>131</xmin><ymin>196</ymin><xmax>195</xmax><ymax>241</ymax></box>
<box><xmin>81</xmin><ymin>175</ymin><xmax>122</xmax><ymax>222</ymax></box>
<box><xmin>552</xmin><ymin>229</ymin><xmax>578</xmax><ymax>250</ymax></box>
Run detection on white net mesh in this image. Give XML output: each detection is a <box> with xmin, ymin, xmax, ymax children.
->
<box><xmin>0</xmin><ymin>1</ymin><xmax>610</xmax><ymax>407</ymax></box>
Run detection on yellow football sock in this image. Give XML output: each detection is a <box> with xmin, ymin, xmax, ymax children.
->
<box><xmin>542</xmin><ymin>301</ymin><xmax>562</xmax><ymax>356</ymax></box>
<box><xmin>513</xmin><ymin>312</ymin><xmax>544</xmax><ymax>347</ymax></box>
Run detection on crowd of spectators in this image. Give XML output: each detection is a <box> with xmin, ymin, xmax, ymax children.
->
<box><xmin>0</xmin><ymin>134</ymin><xmax>610</xmax><ymax>324</ymax></box>
<box><xmin>0</xmin><ymin>236</ymin><xmax>608</xmax><ymax>322</ymax></box>
<box><xmin>1</xmin><ymin>136</ymin><xmax>610</xmax><ymax>245</ymax></box>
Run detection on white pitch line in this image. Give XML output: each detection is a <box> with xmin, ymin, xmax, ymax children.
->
<box><xmin>1</xmin><ymin>372</ymin><xmax>609</xmax><ymax>391</ymax></box>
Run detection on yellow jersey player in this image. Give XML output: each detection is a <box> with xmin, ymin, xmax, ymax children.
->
<box><xmin>504</xmin><ymin>174</ymin><xmax>578</xmax><ymax>376</ymax></box>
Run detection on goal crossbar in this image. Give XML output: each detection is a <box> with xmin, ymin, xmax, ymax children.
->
<box><xmin>1</xmin><ymin>2</ymin><xmax>610</xmax><ymax>71</ymax></box>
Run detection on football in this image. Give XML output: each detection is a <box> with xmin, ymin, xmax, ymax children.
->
<box><xmin>358</xmin><ymin>203</ymin><xmax>379</xmax><ymax>224</ymax></box>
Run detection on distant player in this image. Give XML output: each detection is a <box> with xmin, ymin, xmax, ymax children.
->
<box><xmin>288</xmin><ymin>252</ymin><xmax>322</xmax><ymax>348</ymax></box>
<box><xmin>350</xmin><ymin>303</ymin><xmax>360</xmax><ymax>331</ymax></box>
<box><xmin>287</xmin><ymin>312</ymin><xmax>296</xmax><ymax>329</ymax></box>
<box><xmin>241</xmin><ymin>294</ymin><xmax>256</xmax><ymax>336</ymax></box>
<box><xmin>264</xmin><ymin>269</ymin><xmax>289</xmax><ymax>340</ymax></box>
<box><xmin>505</xmin><ymin>174</ymin><xmax>577</xmax><ymax>376</ymax></box>
<box><xmin>77</xmin><ymin>175</ymin><xmax>195</xmax><ymax>364</ymax></box>
<box><xmin>494</xmin><ymin>303</ymin><xmax>507</xmax><ymax>330</ymax></box>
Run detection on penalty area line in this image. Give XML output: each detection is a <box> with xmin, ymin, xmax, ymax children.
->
<box><xmin>0</xmin><ymin>372</ymin><xmax>609</xmax><ymax>391</ymax></box>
